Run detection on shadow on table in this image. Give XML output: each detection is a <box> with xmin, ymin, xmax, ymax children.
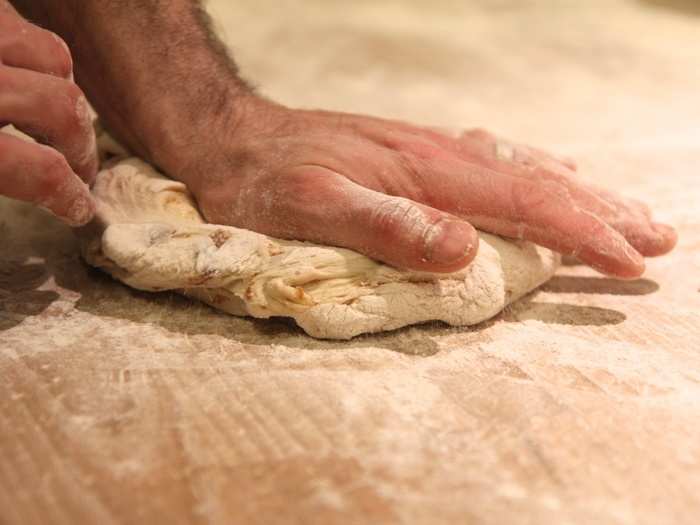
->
<box><xmin>541</xmin><ymin>275</ymin><xmax>659</xmax><ymax>295</ymax></box>
<box><xmin>2</xmin><ymin>235</ymin><xmax>637</xmax><ymax>357</ymax></box>
<box><xmin>71</xmin><ymin>267</ymin><xmax>447</xmax><ymax>356</ymax></box>
<box><xmin>0</xmin><ymin>201</ymin><xmax>652</xmax><ymax>356</ymax></box>
<box><xmin>0</xmin><ymin>209</ymin><xmax>636</xmax><ymax>356</ymax></box>
<box><xmin>0</xmin><ymin>259</ymin><xmax>60</xmax><ymax>331</ymax></box>
<box><xmin>64</xmin><ymin>265</ymin><xmax>631</xmax><ymax>356</ymax></box>
<box><xmin>503</xmin><ymin>300</ymin><xmax>626</xmax><ymax>327</ymax></box>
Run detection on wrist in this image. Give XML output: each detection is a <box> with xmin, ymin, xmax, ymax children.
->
<box><xmin>152</xmin><ymin>91</ymin><xmax>287</xmax><ymax>193</ymax></box>
<box><xmin>139</xmin><ymin>80</ymin><xmax>256</xmax><ymax>171</ymax></box>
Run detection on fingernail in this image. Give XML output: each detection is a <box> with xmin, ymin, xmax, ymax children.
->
<box><xmin>652</xmin><ymin>222</ymin><xmax>678</xmax><ymax>251</ymax></box>
<box><xmin>64</xmin><ymin>192</ymin><xmax>96</xmax><ymax>227</ymax></box>
<box><xmin>424</xmin><ymin>219</ymin><xmax>475</xmax><ymax>265</ymax></box>
<box><xmin>652</xmin><ymin>222</ymin><xmax>676</xmax><ymax>238</ymax></box>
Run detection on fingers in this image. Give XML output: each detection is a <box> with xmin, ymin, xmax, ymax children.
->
<box><xmin>408</xmin><ymin>156</ymin><xmax>646</xmax><ymax>278</ymax></box>
<box><xmin>354</xmin><ymin>182</ymin><xmax>479</xmax><ymax>272</ymax></box>
<box><xmin>0</xmin><ymin>10</ymin><xmax>96</xmax><ymax>183</ymax></box>
<box><xmin>611</xmin><ymin>219</ymin><xmax>678</xmax><ymax>257</ymax></box>
<box><xmin>508</xmin><ymin>165</ymin><xmax>677</xmax><ymax>257</ymax></box>
<box><xmin>456</xmin><ymin>128</ymin><xmax>577</xmax><ymax>171</ymax></box>
<box><xmin>587</xmin><ymin>186</ymin><xmax>677</xmax><ymax>255</ymax></box>
<box><xmin>210</xmin><ymin>166</ymin><xmax>479</xmax><ymax>273</ymax></box>
<box><xmin>0</xmin><ymin>131</ymin><xmax>95</xmax><ymax>225</ymax></box>
<box><xmin>417</xmin><ymin>128</ymin><xmax>678</xmax><ymax>259</ymax></box>
<box><xmin>509</xmin><ymin>142</ymin><xmax>578</xmax><ymax>172</ymax></box>
<box><xmin>0</xmin><ymin>65</ymin><xmax>98</xmax><ymax>183</ymax></box>
<box><xmin>0</xmin><ymin>1</ymin><xmax>20</xmax><ymax>18</ymax></box>
<box><xmin>0</xmin><ymin>16</ymin><xmax>73</xmax><ymax>79</ymax></box>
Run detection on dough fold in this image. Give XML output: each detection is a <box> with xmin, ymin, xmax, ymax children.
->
<box><xmin>80</xmin><ymin>158</ymin><xmax>560</xmax><ymax>339</ymax></box>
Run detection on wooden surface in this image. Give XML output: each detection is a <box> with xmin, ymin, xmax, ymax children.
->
<box><xmin>2</xmin><ymin>1</ymin><xmax>699</xmax><ymax>523</ymax></box>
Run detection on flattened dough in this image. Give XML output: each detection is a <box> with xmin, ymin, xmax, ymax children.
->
<box><xmin>80</xmin><ymin>158</ymin><xmax>560</xmax><ymax>339</ymax></box>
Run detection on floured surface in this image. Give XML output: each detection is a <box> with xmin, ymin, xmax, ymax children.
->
<box><xmin>81</xmin><ymin>157</ymin><xmax>557</xmax><ymax>339</ymax></box>
<box><xmin>1</xmin><ymin>1</ymin><xmax>700</xmax><ymax>524</ymax></box>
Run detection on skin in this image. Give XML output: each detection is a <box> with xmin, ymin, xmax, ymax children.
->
<box><xmin>0</xmin><ymin>1</ymin><xmax>97</xmax><ymax>224</ymax></box>
<box><xmin>4</xmin><ymin>1</ymin><xmax>677</xmax><ymax>277</ymax></box>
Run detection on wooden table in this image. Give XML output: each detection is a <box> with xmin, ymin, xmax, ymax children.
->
<box><xmin>2</xmin><ymin>1</ymin><xmax>699</xmax><ymax>523</ymax></box>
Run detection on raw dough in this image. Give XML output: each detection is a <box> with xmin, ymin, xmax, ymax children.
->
<box><xmin>80</xmin><ymin>158</ymin><xmax>560</xmax><ymax>339</ymax></box>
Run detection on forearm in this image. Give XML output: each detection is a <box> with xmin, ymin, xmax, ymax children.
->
<box><xmin>10</xmin><ymin>0</ymin><xmax>257</xmax><ymax>181</ymax></box>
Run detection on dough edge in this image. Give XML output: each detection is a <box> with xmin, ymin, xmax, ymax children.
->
<box><xmin>80</xmin><ymin>157</ymin><xmax>560</xmax><ymax>339</ymax></box>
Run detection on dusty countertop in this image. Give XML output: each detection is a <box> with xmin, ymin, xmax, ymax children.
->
<box><xmin>1</xmin><ymin>1</ymin><xmax>699</xmax><ymax>524</ymax></box>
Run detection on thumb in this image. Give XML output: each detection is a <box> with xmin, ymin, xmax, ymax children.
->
<box><xmin>252</xmin><ymin>166</ymin><xmax>480</xmax><ymax>273</ymax></box>
<box><xmin>351</xmin><ymin>187</ymin><xmax>479</xmax><ymax>273</ymax></box>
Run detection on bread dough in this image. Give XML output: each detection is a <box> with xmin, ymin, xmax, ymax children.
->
<box><xmin>80</xmin><ymin>157</ymin><xmax>560</xmax><ymax>339</ymax></box>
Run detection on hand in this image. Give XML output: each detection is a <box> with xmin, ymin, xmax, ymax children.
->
<box><xmin>11</xmin><ymin>0</ymin><xmax>671</xmax><ymax>274</ymax></box>
<box><xmin>164</xmin><ymin>97</ymin><xmax>677</xmax><ymax>278</ymax></box>
<box><xmin>0</xmin><ymin>1</ymin><xmax>96</xmax><ymax>225</ymax></box>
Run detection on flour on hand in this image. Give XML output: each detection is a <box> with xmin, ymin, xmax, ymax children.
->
<box><xmin>80</xmin><ymin>158</ymin><xmax>560</xmax><ymax>339</ymax></box>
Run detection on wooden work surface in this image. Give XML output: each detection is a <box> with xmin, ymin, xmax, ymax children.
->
<box><xmin>1</xmin><ymin>1</ymin><xmax>699</xmax><ymax>523</ymax></box>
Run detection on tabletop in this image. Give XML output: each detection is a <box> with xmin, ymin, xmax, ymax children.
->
<box><xmin>1</xmin><ymin>1</ymin><xmax>699</xmax><ymax>524</ymax></box>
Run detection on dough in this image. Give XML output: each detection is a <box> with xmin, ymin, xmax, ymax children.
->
<box><xmin>80</xmin><ymin>158</ymin><xmax>560</xmax><ymax>339</ymax></box>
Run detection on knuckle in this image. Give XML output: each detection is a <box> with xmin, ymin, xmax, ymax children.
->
<box><xmin>494</xmin><ymin>140</ymin><xmax>518</xmax><ymax>163</ymax></box>
<box><xmin>395</xmin><ymin>153</ymin><xmax>432</xmax><ymax>199</ymax></box>
<box><xmin>61</xmin><ymin>80</ymin><xmax>83</xmax><ymax>106</ymax></box>
<box><xmin>382</xmin><ymin>133</ymin><xmax>445</xmax><ymax>161</ymax></box>
<box><xmin>0</xmin><ymin>19</ymin><xmax>73</xmax><ymax>78</ymax></box>
<box><xmin>509</xmin><ymin>179</ymin><xmax>573</xmax><ymax>228</ymax></box>
<box><xmin>404</xmin><ymin>141</ymin><xmax>445</xmax><ymax>161</ymax></box>
<box><xmin>38</xmin><ymin>148</ymin><xmax>71</xmax><ymax>195</ymax></box>
<box><xmin>368</xmin><ymin>197</ymin><xmax>427</xmax><ymax>243</ymax></box>
<box><xmin>57</xmin><ymin>84</ymin><xmax>91</xmax><ymax>136</ymax></box>
<box><xmin>510</xmin><ymin>181</ymin><xmax>549</xmax><ymax>219</ymax></box>
<box><xmin>396</xmin><ymin>151</ymin><xmax>423</xmax><ymax>180</ymax></box>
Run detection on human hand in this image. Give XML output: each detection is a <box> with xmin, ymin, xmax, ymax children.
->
<box><xmin>168</xmin><ymin>97</ymin><xmax>676</xmax><ymax>278</ymax></box>
<box><xmin>0</xmin><ymin>1</ymin><xmax>96</xmax><ymax>225</ymax></box>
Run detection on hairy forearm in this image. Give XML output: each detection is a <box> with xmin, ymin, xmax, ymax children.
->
<box><xmin>11</xmin><ymin>0</ymin><xmax>256</xmax><ymax>178</ymax></box>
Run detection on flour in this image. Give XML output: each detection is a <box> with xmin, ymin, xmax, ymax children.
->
<box><xmin>80</xmin><ymin>158</ymin><xmax>560</xmax><ymax>339</ymax></box>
